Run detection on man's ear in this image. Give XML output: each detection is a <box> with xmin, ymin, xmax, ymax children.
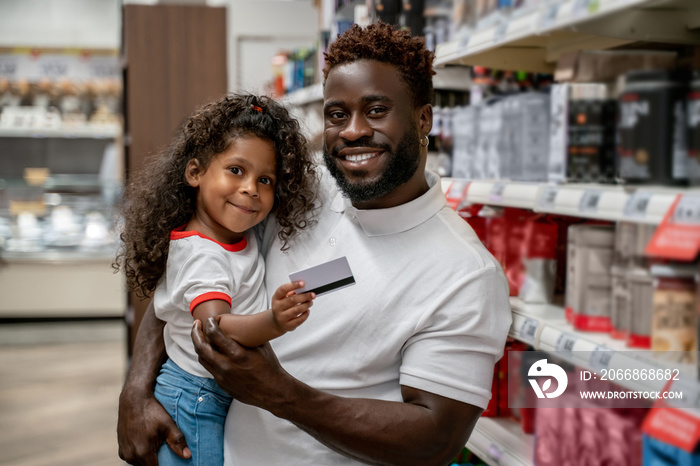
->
<box><xmin>185</xmin><ymin>159</ymin><xmax>202</xmax><ymax>187</ymax></box>
<box><xmin>418</xmin><ymin>104</ymin><xmax>433</xmax><ymax>137</ymax></box>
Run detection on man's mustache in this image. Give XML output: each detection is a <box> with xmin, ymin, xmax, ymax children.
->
<box><xmin>331</xmin><ymin>139</ymin><xmax>390</xmax><ymax>157</ymax></box>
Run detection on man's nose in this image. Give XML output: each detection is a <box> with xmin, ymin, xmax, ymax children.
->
<box><xmin>339</xmin><ymin>113</ymin><xmax>373</xmax><ymax>141</ymax></box>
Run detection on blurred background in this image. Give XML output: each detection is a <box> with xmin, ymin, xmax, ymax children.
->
<box><xmin>0</xmin><ymin>0</ymin><xmax>698</xmax><ymax>465</ymax></box>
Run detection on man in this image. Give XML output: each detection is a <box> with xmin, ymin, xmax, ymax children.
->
<box><xmin>118</xmin><ymin>22</ymin><xmax>511</xmax><ymax>465</ymax></box>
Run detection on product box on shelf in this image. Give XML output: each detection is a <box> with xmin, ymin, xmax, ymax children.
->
<box><xmin>565</xmin><ymin>223</ymin><xmax>615</xmax><ymax>332</ymax></box>
<box><xmin>617</xmin><ymin>70</ymin><xmax>690</xmax><ymax>185</ymax></box>
<box><xmin>689</xmin><ymin>70</ymin><xmax>700</xmax><ymax>186</ymax></box>
<box><xmin>650</xmin><ymin>263</ymin><xmax>698</xmax><ymax>362</ymax></box>
<box><xmin>554</xmin><ymin>50</ymin><xmax>677</xmax><ymax>84</ymax></box>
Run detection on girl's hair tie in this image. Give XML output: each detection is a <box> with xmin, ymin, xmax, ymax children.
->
<box><xmin>252</xmin><ymin>105</ymin><xmax>263</xmax><ymax>113</ymax></box>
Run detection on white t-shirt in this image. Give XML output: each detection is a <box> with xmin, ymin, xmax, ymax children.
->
<box><xmin>224</xmin><ymin>169</ymin><xmax>512</xmax><ymax>465</ymax></box>
<box><xmin>153</xmin><ymin>228</ymin><xmax>267</xmax><ymax>378</ymax></box>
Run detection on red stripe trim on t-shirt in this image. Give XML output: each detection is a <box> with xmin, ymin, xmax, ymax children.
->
<box><xmin>170</xmin><ymin>227</ymin><xmax>247</xmax><ymax>252</ymax></box>
<box><xmin>190</xmin><ymin>292</ymin><xmax>232</xmax><ymax>314</ymax></box>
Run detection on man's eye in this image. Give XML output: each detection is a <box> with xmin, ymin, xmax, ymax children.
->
<box><xmin>368</xmin><ymin>107</ymin><xmax>386</xmax><ymax>115</ymax></box>
<box><xmin>229</xmin><ymin>167</ymin><xmax>242</xmax><ymax>175</ymax></box>
<box><xmin>328</xmin><ymin>111</ymin><xmax>345</xmax><ymax>119</ymax></box>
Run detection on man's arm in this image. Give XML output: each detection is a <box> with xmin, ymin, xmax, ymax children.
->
<box><xmin>192</xmin><ymin>318</ymin><xmax>482</xmax><ymax>466</ymax></box>
<box><xmin>118</xmin><ymin>301</ymin><xmax>191</xmax><ymax>465</ymax></box>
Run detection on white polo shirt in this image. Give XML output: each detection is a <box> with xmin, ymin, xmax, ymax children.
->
<box><xmin>224</xmin><ymin>169</ymin><xmax>512</xmax><ymax>465</ymax></box>
<box><xmin>154</xmin><ymin>228</ymin><xmax>267</xmax><ymax>378</ymax></box>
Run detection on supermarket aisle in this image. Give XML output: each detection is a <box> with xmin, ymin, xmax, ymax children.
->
<box><xmin>0</xmin><ymin>321</ymin><xmax>128</xmax><ymax>466</ymax></box>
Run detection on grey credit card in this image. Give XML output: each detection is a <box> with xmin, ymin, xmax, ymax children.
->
<box><xmin>288</xmin><ymin>256</ymin><xmax>355</xmax><ymax>296</ymax></box>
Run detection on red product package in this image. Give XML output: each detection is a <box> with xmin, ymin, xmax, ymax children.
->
<box><xmin>519</xmin><ymin>215</ymin><xmax>559</xmax><ymax>305</ymax></box>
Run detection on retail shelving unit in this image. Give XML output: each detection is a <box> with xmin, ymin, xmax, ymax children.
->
<box><xmin>0</xmin><ymin>125</ymin><xmax>126</xmax><ymax>318</ymax></box>
<box><xmin>434</xmin><ymin>1</ymin><xmax>700</xmax><ymax>464</ymax></box>
<box><xmin>435</xmin><ymin>0</ymin><xmax>700</xmax><ymax>73</ymax></box>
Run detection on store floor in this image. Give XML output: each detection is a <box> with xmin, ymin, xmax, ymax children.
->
<box><xmin>0</xmin><ymin>320</ymin><xmax>128</xmax><ymax>466</ymax></box>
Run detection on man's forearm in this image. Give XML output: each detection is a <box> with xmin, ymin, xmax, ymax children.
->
<box><xmin>122</xmin><ymin>301</ymin><xmax>167</xmax><ymax>395</ymax></box>
<box><xmin>267</xmin><ymin>379</ymin><xmax>480</xmax><ymax>466</ymax></box>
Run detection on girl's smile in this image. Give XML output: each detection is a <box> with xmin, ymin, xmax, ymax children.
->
<box><xmin>185</xmin><ymin>136</ymin><xmax>277</xmax><ymax>244</ymax></box>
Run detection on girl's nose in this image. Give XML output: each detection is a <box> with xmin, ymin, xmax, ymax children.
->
<box><xmin>241</xmin><ymin>179</ymin><xmax>258</xmax><ymax>197</ymax></box>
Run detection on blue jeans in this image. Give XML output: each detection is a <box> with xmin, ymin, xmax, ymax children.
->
<box><xmin>154</xmin><ymin>358</ymin><xmax>233</xmax><ymax>466</ymax></box>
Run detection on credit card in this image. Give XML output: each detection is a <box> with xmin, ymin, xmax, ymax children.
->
<box><xmin>288</xmin><ymin>256</ymin><xmax>355</xmax><ymax>296</ymax></box>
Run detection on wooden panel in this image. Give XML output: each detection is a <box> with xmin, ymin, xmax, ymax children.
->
<box><xmin>122</xmin><ymin>5</ymin><xmax>227</xmax><ymax>350</ymax></box>
<box><xmin>123</xmin><ymin>4</ymin><xmax>227</xmax><ymax>177</ymax></box>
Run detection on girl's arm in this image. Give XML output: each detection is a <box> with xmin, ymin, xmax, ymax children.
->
<box><xmin>192</xmin><ymin>281</ymin><xmax>315</xmax><ymax>348</ymax></box>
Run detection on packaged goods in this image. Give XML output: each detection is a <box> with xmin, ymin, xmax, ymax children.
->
<box><xmin>519</xmin><ymin>215</ymin><xmax>558</xmax><ymax>304</ymax></box>
<box><xmin>567</xmin><ymin>84</ymin><xmax>617</xmax><ymax>183</ymax></box>
<box><xmin>475</xmin><ymin>98</ymin><xmax>506</xmax><ymax>180</ymax></box>
<box><xmin>555</xmin><ymin>50</ymin><xmax>677</xmax><ymax>84</ymax></box>
<box><xmin>451</xmin><ymin>105</ymin><xmax>473</xmax><ymax>179</ymax></box>
<box><xmin>565</xmin><ymin>224</ymin><xmax>615</xmax><ymax>331</ymax></box>
<box><xmin>611</xmin><ymin>265</ymin><xmax>630</xmax><ymax>340</ymax></box>
<box><xmin>650</xmin><ymin>264</ymin><xmax>698</xmax><ymax>362</ymax></box>
<box><xmin>643</xmin><ymin>434</ymin><xmax>700</xmax><ymax>466</ymax></box>
<box><xmin>548</xmin><ymin>83</ymin><xmax>569</xmax><ymax>183</ymax></box>
<box><xmin>535</xmin><ymin>395</ymin><xmax>646</xmax><ymax>466</ymax></box>
<box><xmin>508</xmin><ymin>92</ymin><xmax>551</xmax><ymax>182</ymax></box>
<box><xmin>688</xmin><ymin>71</ymin><xmax>700</xmax><ymax>185</ymax></box>
<box><xmin>617</xmin><ymin>70</ymin><xmax>689</xmax><ymax>185</ymax></box>
<box><xmin>627</xmin><ymin>265</ymin><xmax>654</xmax><ymax>349</ymax></box>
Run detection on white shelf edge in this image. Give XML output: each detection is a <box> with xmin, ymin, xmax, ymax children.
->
<box><xmin>509</xmin><ymin>299</ymin><xmax>699</xmax><ymax>399</ymax></box>
<box><xmin>443</xmin><ymin>177</ymin><xmax>696</xmax><ymax>225</ymax></box>
<box><xmin>0</xmin><ymin>126</ymin><xmax>121</xmax><ymax>139</ymax></box>
<box><xmin>467</xmin><ymin>417</ymin><xmax>534</xmax><ymax>466</ymax></box>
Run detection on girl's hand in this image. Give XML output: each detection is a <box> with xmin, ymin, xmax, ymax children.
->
<box><xmin>270</xmin><ymin>281</ymin><xmax>315</xmax><ymax>333</ymax></box>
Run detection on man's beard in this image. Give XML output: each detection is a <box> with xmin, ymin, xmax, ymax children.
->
<box><xmin>322</xmin><ymin>126</ymin><xmax>422</xmax><ymax>204</ymax></box>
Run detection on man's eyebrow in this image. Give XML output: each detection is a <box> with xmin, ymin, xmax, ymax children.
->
<box><xmin>323</xmin><ymin>94</ymin><xmax>392</xmax><ymax>113</ymax></box>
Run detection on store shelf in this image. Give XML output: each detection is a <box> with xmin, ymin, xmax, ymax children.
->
<box><xmin>509</xmin><ymin>298</ymin><xmax>698</xmax><ymax>397</ymax></box>
<box><xmin>467</xmin><ymin>417</ymin><xmax>534</xmax><ymax>466</ymax></box>
<box><xmin>0</xmin><ymin>125</ymin><xmax>121</xmax><ymax>139</ymax></box>
<box><xmin>447</xmin><ymin>178</ymin><xmax>695</xmax><ymax>224</ymax></box>
<box><xmin>434</xmin><ymin>0</ymin><xmax>700</xmax><ymax>73</ymax></box>
<box><xmin>283</xmin><ymin>84</ymin><xmax>324</xmax><ymax>107</ymax></box>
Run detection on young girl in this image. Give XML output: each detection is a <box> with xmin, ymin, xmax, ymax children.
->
<box><xmin>114</xmin><ymin>93</ymin><xmax>318</xmax><ymax>465</ymax></box>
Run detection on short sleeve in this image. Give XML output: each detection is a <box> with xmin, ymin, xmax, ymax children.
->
<box><xmin>173</xmin><ymin>250</ymin><xmax>237</xmax><ymax>314</ymax></box>
<box><xmin>399</xmin><ymin>265</ymin><xmax>512</xmax><ymax>409</ymax></box>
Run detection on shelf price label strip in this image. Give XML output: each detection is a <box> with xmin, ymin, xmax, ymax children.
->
<box><xmin>518</xmin><ymin>317</ymin><xmax>539</xmax><ymax>345</ymax></box>
<box><xmin>537</xmin><ymin>185</ymin><xmax>559</xmax><ymax>211</ymax></box>
<box><xmin>623</xmin><ymin>190</ymin><xmax>652</xmax><ymax>220</ymax></box>
<box><xmin>579</xmin><ymin>188</ymin><xmax>602</xmax><ymax>214</ymax></box>
<box><xmin>646</xmin><ymin>194</ymin><xmax>700</xmax><ymax>261</ymax></box>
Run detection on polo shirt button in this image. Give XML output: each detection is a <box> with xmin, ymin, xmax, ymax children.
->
<box><xmin>329</xmin><ymin>238</ymin><xmax>336</xmax><ymax>246</ymax></box>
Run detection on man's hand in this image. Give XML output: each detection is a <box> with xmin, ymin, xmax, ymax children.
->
<box><xmin>117</xmin><ymin>390</ymin><xmax>191</xmax><ymax>465</ymax></box>
<box><xmin>192</xmin><ymin>317</ymin><xmax>290</xmax><ymax>408</ymax></box>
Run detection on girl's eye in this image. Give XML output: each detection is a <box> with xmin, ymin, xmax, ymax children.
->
<box><xmin>259</xmin><ymin>177</ymin><xmax>273</xmax><ymax>186</ymax></box>
<box><xmin>229</xmin><ymin>167</ymin><xmax>242</xmax><ymax>175</ymax></box>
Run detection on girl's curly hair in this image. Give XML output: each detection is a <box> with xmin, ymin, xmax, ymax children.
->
<box><xmin>114</xmin><ymin>93</ymin><xmax>317</xmax><ymax>299</ymax></box>
<box><xmin>322</xmin><ymin>21</ymin><xmax>436</xmax><ymax>108</ymax></box>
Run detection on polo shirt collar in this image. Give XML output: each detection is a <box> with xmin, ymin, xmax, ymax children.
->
<box><xmin>329</xmin><ymin>170</ymin><xmax>445</xmax><ymax>237</ymax></box>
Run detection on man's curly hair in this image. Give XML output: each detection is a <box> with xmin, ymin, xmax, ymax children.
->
<box><xmin>114</xmin><ymin>93</ymin><xmax>317</xmax><ymax>299</ymax></box>
<box><xmin>323</xmin><ymin>21</ymin><xmax>435</xmax><ymax>108</ymax></box>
